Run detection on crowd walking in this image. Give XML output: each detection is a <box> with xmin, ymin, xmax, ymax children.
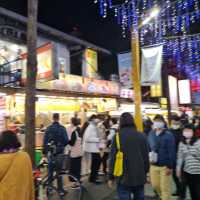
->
<box><xmin>0</xmin><ymin>112</ymin><xmax>200</xmax><ymax>200</ymax></box>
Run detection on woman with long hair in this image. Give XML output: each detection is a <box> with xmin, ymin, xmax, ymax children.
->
<box><xmin>176</xmin><ymin>124</ymin><xmax>200</xmax><ymax>200</ymax></box>
<box><xmin>108</xmin><ymin>113</ymin><xmax>149</xmax><ymax>200</ymax></box>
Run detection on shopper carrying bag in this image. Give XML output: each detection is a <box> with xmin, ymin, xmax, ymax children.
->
<box><xmin>108</xmin><ymin>113</ymin><xmax>149</xmax><ymax>200</ymax></box>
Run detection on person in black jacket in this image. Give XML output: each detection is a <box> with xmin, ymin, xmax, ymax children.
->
<box><xmin>69</xmin><ymin>117</ymin><xmax>83</xmax><ymax>188</ymax></box>
<box><xmin>108</xmin><ymin>112</ymin><xmax>149</xmax><ymax>200</ymax></box>
<box><xmin>170</xmin><ymin>115</ymin><xmax>186</xmax><ymax>199</ymax></box>
<box><xmin>43</xmin><ymin>113</ymin><xmax>69</xmax><ymax>195</ymax></box>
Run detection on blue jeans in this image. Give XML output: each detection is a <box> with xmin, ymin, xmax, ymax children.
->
<box><xmin>48</xmin><ymin>160</ymin><xmax>63</xmax><ymax>192</ymax></box>
<box><xmin>117</xmin><ymin>184</ymin><xmax>145</xmax><ymax>200</ymax></box>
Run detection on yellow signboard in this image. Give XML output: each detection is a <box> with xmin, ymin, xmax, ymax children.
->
<box><xmin>83</xmin><ymin>49</ymin><xmax>98</xmax><ymax>78</ymax></box>
<box><xmin>151</xmin><ymin>82</ymin><xmax>162</xmax><ymax>97</ymax></box>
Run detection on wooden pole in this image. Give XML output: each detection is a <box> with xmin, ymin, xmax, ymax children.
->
<box><xmin>25</xmin><ymin>0</ymin><xmax>38</xmax><ymax>165</ymax></box>
<box><xmin>131</xmin><ymin>32</ymin><xmax>143</xmax><ymax>132</ymax></box>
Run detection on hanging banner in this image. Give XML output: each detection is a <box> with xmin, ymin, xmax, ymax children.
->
<box><xmin>117</xmin><ymin>52</ymin><xmax>132</xmax><ymax>89</ymax></box>
<box><xmin>82</xmin><ymin>49</ymin><xmax>98</xmax><ymax>78</ymax></box>
<box><xmin>141</xmin><ymin>45</ymin><xmax>163</xmax><ymax>86</ymax></box>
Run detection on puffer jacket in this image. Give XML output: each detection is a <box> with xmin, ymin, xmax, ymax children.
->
<box><xmin>82</xmin><ymin>122</ymin><xmax>101</xmax><ymax>153</ymax></box>
<box><xmin>148</xmin><ymin>129</ymin><xmax>176</xmax><ymax>169</ymax></box>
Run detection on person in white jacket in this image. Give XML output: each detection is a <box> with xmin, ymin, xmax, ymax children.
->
<box><xmin>82</xmin><ymin>115</ymin><xmax>102</xmax><ymax>183</ymax></box>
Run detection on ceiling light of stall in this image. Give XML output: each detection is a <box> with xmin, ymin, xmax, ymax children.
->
<box><xmin>15</xmin><ymin>93</ymin><xmax>25</xmax><ymax>97</ymax></box>
<box><xmin>9</xmin><ymin>44</ymin><xmax>19</xmax><ymax>52</ymax></box>
<box><xmin>0</xmin><ymin>93</ymin><xmax>6</xmax><ymax>96</ymax></box>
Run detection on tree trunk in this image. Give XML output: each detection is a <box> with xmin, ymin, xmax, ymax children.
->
<box><xmin>25</xmin><ymin>0</ymin><xmax>38</xmax><ymax>165</ymax></box>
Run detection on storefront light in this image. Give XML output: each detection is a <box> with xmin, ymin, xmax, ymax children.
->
<box><xmin>9</xmin><ymin>44</ymin><xmax>19</xmax><ymax>52</ymax></box>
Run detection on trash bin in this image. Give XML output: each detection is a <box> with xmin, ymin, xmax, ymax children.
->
<box><xmin>35</xmin><ymin>150</ymin><xmax>42</xmax><ymax>166</ymax></box>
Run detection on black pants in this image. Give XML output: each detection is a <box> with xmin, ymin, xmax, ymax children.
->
<box><xmin>102</xmin><ymin>152</ymin><xmax>109</xmax><ymax>174</ymax></box>
<box><xmin>89</xmin><ymin>153</ymin><xmax>101</xmax><ymax>182</ymax></box>
<box><xmin>185</xmin><ymin>172</ymin><xmax>200</xmax><ymax>200</ymax></box>
<box><xmin>172</xmin><ymin>168</ymin><xmax>186</xmax><ymax>198</ymax></box>
<box><xmin>69</xmin><ymin>157</ymin><xmax>82</xmax><ymax>181</ymax></box>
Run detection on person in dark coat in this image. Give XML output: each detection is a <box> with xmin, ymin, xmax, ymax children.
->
<box><xmin>108</xmin><ymin>112</ymin><xmax>149</xmax><ymax>200</ymax></box>
<box><xmin>170</xmin><ymin>115</ymin><xmax>186</xmax><ymax>199</ymax></box>
<box><xmin>43</xmin><ymin>113</ymin><xmax>69</xmax><ymax>195</ymax></box>
<box><xmin>148</xmin><ymin>115</ymin><xmax>176</xmax><ymax>200</ymax></box>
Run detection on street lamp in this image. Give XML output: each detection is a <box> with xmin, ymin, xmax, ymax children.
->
<box><xmin>142</xmin><ymin>7</ymin><xmax>160</xmax><ymax>26</ymax></box>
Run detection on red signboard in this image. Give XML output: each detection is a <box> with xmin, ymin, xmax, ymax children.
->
<box><xmin>21</xmin><ymin>42</ymin><xmax>57</xmax><ymax>84</ymax></box>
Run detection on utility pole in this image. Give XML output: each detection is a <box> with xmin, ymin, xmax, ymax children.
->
<box><xmin>131</xmin><ymin>32</ymin><xmax>143</xmax><ymax>132</ymax></box>
<box><xmin>25</xmin><ymin>0</ymin><xmax>38</xmax><ymax>165</ymax></box>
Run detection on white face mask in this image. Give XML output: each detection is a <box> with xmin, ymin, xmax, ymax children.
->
<box><xmin>183</xmin><ymin>131</ymin><xmax>193</xmax><ymax>139</ymax></box>
<box><xmin>171</xmin><ymin>124</ymin><xmax>180</xmax><ymax>130</ymax></box>
<box><xmin>94</xmin><ymin>119</ymin><xmax>100</xmax><ymax>124</ymax></box>
<box><xmin>153</xmin><ymin>122</ymin><xmax>165</xmax><ymax>130</ymax></box>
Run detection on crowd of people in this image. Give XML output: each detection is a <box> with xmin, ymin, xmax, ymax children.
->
<box><xmin>0</xmin><ymin>111</ymin><xmax>200</xmax><ymax>200</ymax></box>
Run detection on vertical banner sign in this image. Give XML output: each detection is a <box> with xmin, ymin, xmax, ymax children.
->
<box><xmin>141</xmin><ymin>45</ymin><xmax>163</xmax><ymax>86</ymax></box>
<box><xmin>168</xmin><ymin>76</ymin><xmax>179</xmax><ymax>110</ymax></box>
<box><xmin>178</xmin><ymin>80</ymin><xmax>192</xmax><ymax>104</ymax></box>
<box><xmin>82</xmin><ymin>49</ymin><xmax>98</xmax><ymax>78</ymax></box>
<box><xmin>117</xmin><ymin>52</ymin><xmax>132</xmax><ymax>88</ymax></box>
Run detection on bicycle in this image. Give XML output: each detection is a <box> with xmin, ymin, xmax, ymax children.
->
<box><xmin>34</xmin><ymin>142</ymin><xmax>83</xmax><ymax>200</ymax></box>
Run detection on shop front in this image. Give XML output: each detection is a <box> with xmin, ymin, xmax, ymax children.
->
<box><xmin>0</xmin><ymin>82</ymin><xmax>119</xmax><ymax>149</ymax></box>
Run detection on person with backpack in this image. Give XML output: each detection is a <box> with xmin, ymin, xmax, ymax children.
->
<box><xmin>69</xmin><ymin>117</ymin><xmax>83</xmax><ymax>188</ymax></box>
<box><xmin>108</xmin><ymin>113</ymin><xmax>149</xmax><ymax>200</ymax></box>
<box><xmin>148</xmin><ymin>115</ymin><xmax>176</xmax><ymax>200</ymax></box>
<box><xmin>43</xmin><ymin>113</ymin><xmax>69</xmax><ymax>195</ymax></box>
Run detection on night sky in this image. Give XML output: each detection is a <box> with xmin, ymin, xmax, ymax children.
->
<box><xmin>0</xmin><ymin>0</ymin><xmax>130</xmax><ymax>52</ymax></box>
<box><xmin>0</xmin><ymin>0</ymin><xmax>200</xmax><ymax>78</ymax></box>
<box><xmin>0</xmin><ymin>0</ymin><xmax>131</xmax><ymax>77</ymax></box>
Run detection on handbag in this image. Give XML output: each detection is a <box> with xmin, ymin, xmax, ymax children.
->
<box><xmin>113</xmin><ymin>133</ymin><xmax>124</xmax><ymax>177</ymax></box>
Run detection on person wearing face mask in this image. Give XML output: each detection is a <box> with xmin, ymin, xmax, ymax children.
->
<box><xmin>193</xmin><ymin>116</ymin><xmax>200</xmax><ymax>138</ymax></box>
<box><xmin>170</xmin><ymin>116</ymin><xmax>186</xmax><ymax>199</ymax></box>
<box><xmin>176</xmin><ymin>124</ymin><xmax>200</xmax><ymax>200</ymax></box>
<box><xmin>82</xmin><ymin>115</ymin><xmax>102</xmax><ymax>184</ymax></box>
<box><xmin>148</xmin><ymin>115</ymin><xmax>176</xmax><ymax>200</ymax></box>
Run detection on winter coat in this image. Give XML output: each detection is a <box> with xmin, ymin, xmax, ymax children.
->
<box><xmin>0</xmin><ymin>151</ymin><xmax>34</xmax><ymax>200</ymax></box>
<box><xmin>82</xmin><ymin>122</ymin><xmax>101</xmax><ymax>153</ymax></box>
<box><xmin>148</xmin><ymin>129</ymin><xmax>176</xmax><ymax>169</ymax></box>
<box><xmin>43</xmin><ymin>122</ymin><xmax>69</xmax><ymax>154</ymax></box>
<box><xmin>109</xmin><ymin>127</ymin><xmax>150</xmax><ymax>187</ymax></box>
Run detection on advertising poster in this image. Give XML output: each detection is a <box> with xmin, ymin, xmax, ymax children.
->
<box><xmin>141</xmin><ymin>45</ymin><xmax>163</xmax><ymax>86</ymax></box>
<box><xmin>82</xmin><ymin>49</ymin><xmax>98</xmax><ymax>78</ymax></box>
<box><xmin>117</xmin><ymin>52</ymin><xmax>132</xmax><ymax>88</ymax></box>
<box><xmin>21</xmin><ymin>42</ymin><xmax>58</xmax><ymax>84</ymax></box>
<box><xmin>178</xmin><ymin>79</ymin><xmax>192</xmax><ymax>104</ymax></box>
<box><xmin>168</xmin><ymin>76</ymin><xmax>179</xmax><ymax>110</ymax></box>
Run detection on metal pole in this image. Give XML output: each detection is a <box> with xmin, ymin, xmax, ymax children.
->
<box><xmin>131</xmin><ymin>32</ymin><xmax>143</xmax><ymax>132</ymax></box>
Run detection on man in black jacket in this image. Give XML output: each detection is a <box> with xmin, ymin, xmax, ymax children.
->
<box><xmin>170</xmin><ymin>115</ymin><xmax>186</xmax><ymax>199</ymax></box>
<box><xmin>108</xmin><ymin>112</ymin><xmax>149</xmax><ymax>200</ymax></box>
<box><xmin>43</xmin><ymin>113</ymin><xmax>69</xmax><ymax>195</ymax></box>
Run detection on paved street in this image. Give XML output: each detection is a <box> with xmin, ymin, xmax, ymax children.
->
<box><xmin>49</xmin><ymin>182</ymin><xmax>189</xmax><ymax>200</ymax></box>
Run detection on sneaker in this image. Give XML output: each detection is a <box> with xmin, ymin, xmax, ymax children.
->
<box><xmin>59</xmin><ymin>190</ymin><xmax>67</xmax><ymax>197</ymax></box>
<box><xmin>172</xmin><ymin>192</ymin><xmax>179</xmax><ymax>196</ymax></box>
<box><xmin>71</xmin><ymin>185</ymin><xmax>81</xmax><ymax>190</ymax></box>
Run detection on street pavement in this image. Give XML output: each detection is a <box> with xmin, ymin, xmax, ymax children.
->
<box><xmin>49</xmin><ymin>182</ymin><xmax>187</xmax><ymax>200</ymax></box>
